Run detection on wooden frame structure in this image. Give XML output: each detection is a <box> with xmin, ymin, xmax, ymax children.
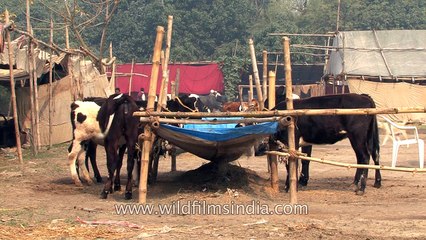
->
<box><xmin>135</xmin><ymin>33</ymin><xmax>426</xmax><ymax>204</ymax></box>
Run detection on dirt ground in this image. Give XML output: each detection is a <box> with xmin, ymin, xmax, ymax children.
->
<box><xmin>0</xmin><ymin>131</ymin><xmax>425</xmax><ymax>239</ymax></box>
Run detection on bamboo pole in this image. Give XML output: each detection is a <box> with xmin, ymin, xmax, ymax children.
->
<box><xmin>266</xmin><ymin>151</ymin><xmax>426</xmax><ymax>173</ymax></box>
<box><xmin>140</xmin><ymin>116</ymin><xmax>281</xmax><ymax>125</ymax></box>
<box><xmin>174</xmin><ymin>68</ymin><xmax>180</xmax><ymax>97</ymax></box>
<box><xmin>48</xmin><ymin>17</ymin><xmax>53</xmax><ymax>148</ymax></box>
<box><xmin>65</xmin><ymin>24</ymin><xmax>77</xmax><ymax>100</ymax></box>
<box><xmin>31</xmin><ymin>27</ymin><xmax>41</xmax><ymax>150</ymax></box>
<box><xmin>283</xmin><ymin>36</ymin><xmax>297</xmax><ymax>204</ymax></box>
<box><xmin>139</xmin><ymin>26</ymin><xmax>164</xmax><ymax>204</ymax></box>
<box><xmin>134</xmin><ymin>107</ymin><xmax>426</xmax><ymax>118</ymax></box>
<box><xmin>262</xmin><ymin>50</ymin><xmax>268</xmax><ymax>103</ymax></box>
<box><xmin>159</xmin><ymin>16</ymin><xmax>173</xmax><ymax>109</ymax></box>
<box><xmin>266</xmin><ymin>70</ymin><xmax>276</xmax><ymax>174</ymax></box>
<box><xmin>65</xmin><ymin>24</ymin><xmax>70</xmax><ymax>49</ymax></box>
<box><xmin>157</xmin><ymin>50</ymin><xmax>165</xmax><ymax>108</ymax></box>
<box><xmin>5</xmin><ymin>9</ymin><xmax>24</xmax><ymax>165</ymax></box>
<box><xmin>248</xmin><ymin>38</ymin><xmax>264</xmax><ymax>110</ymax></box>
<box><xmin>109</xmin><ymin>42</ymin><xmax>116</xmax><ymax>93</ymax></box>
<box><xmin>171</xmin><ymin>81</ymin><xmax>176</xmax><ymax>99</ymax></box>
<box><xmin>248</xmin><ymin>75</ymin><xmax>253</xmax><ymax>102</ymax></box>
<box><xmin>26</xmin><ymin>0</ymin><xmax>37</xmax><ymax>154</ymax></box>
<box><xmin>267</xmin><ymin>71</ymin><xmax>276</xmax><ymax>110</ymax></box>
<box><xmin>269</xmin><ymin>152</ymin><xmax>279</xmax><ymax>191</ymax></box>
<box><xmin>128</xmin><ymin>59</ymin><xmax>135</xmax><ymax>95</ymax></box>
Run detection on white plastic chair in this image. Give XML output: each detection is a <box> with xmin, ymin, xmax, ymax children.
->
<box><xmin>379</xmin><ymin>116</ymin><xmax>424</xmax><ymax>168</ymax></box>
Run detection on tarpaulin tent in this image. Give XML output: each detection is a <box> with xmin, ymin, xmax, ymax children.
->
<box><xmin>325</xmin><ymin>30</ymin><xmax>426</xmax><ymax>123</ymax></box>
<box><xmin>113</xmin><ymin>63</ymin><xmax>224</xmax><ymax>95</ymax></box>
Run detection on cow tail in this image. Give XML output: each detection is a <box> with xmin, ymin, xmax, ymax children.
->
<box><xmin>368</xmin><ymin>115</ymin><xmax>380</xmax><ymax>163</ymax></box>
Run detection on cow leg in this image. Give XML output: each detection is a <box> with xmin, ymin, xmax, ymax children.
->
<box><xmin>371</xmin><ymin>143</ymin><xmax>382</xmax><ymax>188</ymax></box>
<box><xmin>77</xmin><ymin>153</ymin><xmax>93</xmax><ymax>185</ymax></box>
<box><xmin>101</xmin><ymin>142</ymin><xmax>118</xmax><ymax>199</ymax></box>
<box><xmin>299</xmin><ymin>145</ymin><xmax>312</xmax><ymax>187</ymax></box>
<box><xmin>114</xmin><ymin>145</ymin><xmax>126</xmax><ymax>191</ymax></box>
<box><xmin>151</xmin><ymin>139</ymin><xmax>161</xmax><ymax>184</ymax></box>
<box><xmin>132</xmin><ymin>150</ymin><xmax>141</xmax><ymax>187</ymax></box>
<box><xmin>87</xmin><ymin>141</ymin><xmax>102</xmax><ymax>183</ymax></box>
<box><xmin>125</xmin><ymin>143</ymin><xmax>136</xmax><ymax>200</ymax></box>
<box><xmin>349</xmin><ymin>137</ymin><xmax>370</xmax><ymax>195</ymax></box>
<box><xmin>68</xmin><ymin>139</ymin><xmax>85</xmax><ymax>186</ymax></box>
<box><xmin>285</xmin><ymin>163</ymin><xmax>290</xmax><ymax>192</ymax></box>
<box><xmin>372</xmin><ymin>157</ymin><xmax>382</xmax><ymax>188</ymax></box>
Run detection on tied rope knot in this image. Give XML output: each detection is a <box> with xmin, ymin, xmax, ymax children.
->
<box><xmin>288</xmin><ymin>149</ymin><xmax>299</xmax><ymax>159</ymax></box>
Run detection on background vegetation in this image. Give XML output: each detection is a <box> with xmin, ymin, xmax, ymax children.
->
<box><xmin>0</xmin><ymin>0</ymin><xmax>425</xmax><ymax>104</ymax></box>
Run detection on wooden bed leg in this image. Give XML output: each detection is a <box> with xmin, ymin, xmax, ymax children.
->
<box><xmin>269</xmin><ymin>154</ymin><xmax>279</xmax><ymax>192</ymax></box>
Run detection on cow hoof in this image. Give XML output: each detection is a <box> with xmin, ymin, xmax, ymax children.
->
<box><xmin>114</xmin><ymin>185</ymin><xmax>122</xmax><ymax>192</ymax></box>
<box><xmin>374</xmin><ymin>181</ymin><xmax>381</xmax><ymax>188</ymax></box>
<box><xmin>100</xmin><ymin>191</ymin><xmax>109</xmax><ymax>199</ymax></box>
<box><xmin>86</xmin><ymin>179</ymin><xmax>93</xmax><ymax>186</ymax></box>
<box><xmin>298</xmin><ymin>178</ymin><xmax>308</xmax><ymax>187</ymax></box>
<box><xmin>352</xmin><ymin>184</ymin><xmax>360</xmax><ymax>192</ymax></box>
<box><xmin>124</xmin><ymin>192</ymin><xmax>132</xmax><ymax>200</ymax></box>
<box><xmin>74</xmin><ymin>181</ymin><xmax>83</xmax><ymax>187</ymax></box>
<box><xmin>355</xmin><ymin>190</ymin><xmax>365</xmax><ymax>196</ymax></box>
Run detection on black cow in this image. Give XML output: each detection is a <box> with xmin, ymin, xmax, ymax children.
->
<box><xmin>97</xmin><ymin>93</ymin><xmax>140</xmax><ymax>200</ymax></box>
<box><xmin>273</xmin><ymin>93</ymin><xmax>381</xmax><ymax>195</ymax></box>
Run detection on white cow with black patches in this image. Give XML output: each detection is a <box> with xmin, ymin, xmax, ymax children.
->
<box><xmin>68</xmin><ymin>95</ymin><xmax>119</xmax><ymax>186</ymax></box>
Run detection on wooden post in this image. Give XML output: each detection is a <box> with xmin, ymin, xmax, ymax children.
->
<box><xmin>128</xmin><ymin>59</ymin><xmax>135</xmax><ymax>95</ymax></box>
<box><xmin>48</xmin><ymin>17</ymin><xmax>53</xmax><ymax>148</ymax></box>
<box><xmin>174</xmin><ymin>68</ymin><xmax>180</xmax><ymax>97</ymax></box>
<box><xmin>109</xmin><ymin>42</ymin><xmax>116</xmax><ymax>93</ymax></box>
<box><xmin>170</xmin><ymin>81</ymin><xmax>176</xmax><ymax>99</ymax></box>
<box><xmin>5</xmin><ymin>9</ymin><xmax>24</xmax><ymax>165</ymax></box>
<box><xmin>139</xmin><ymin>26</ymin><xmax>164</xmax><ymax>204</ymax></box>
<box><xmin>267</xmin><ymin>71</ymin><xmax>276</xmax><ymax>173</ymax></box>
<box><xmin>283</xmin><ymin>36</ymin><xmax>297</xmax><ymax>204</ymax></box>
<box><xmin>248</xmin><ymin>38</ymin><xmax>264</xmax><ymax>110</ymax></box>
<box><xmin>268</xmin><ymin>71</ymin><xmax>276</xmax><ymax>110</ymax></box>
<box><xmin>31</xmin><ymin>27</ymin><xmax>41</xmax><ymax>150</ymax></box>
<box><xmin>26</xmin><ymin>0</ymin><xmax>38</xmax><ymax>153</ymax></box>
<box><xmin>160</xmin><ymin>15</ymin><xmax>173</xmax><ymax>109</ymax></box>
<box><xmin>65</xmin><ymin>24</ymin><xmax>70</xmax><ymax>49</ymax></box>
<box><xmin>238</xmin><ymin>85</ymin><xmax>243</xmax><ymax>103</ymax></box>
<box><xmin>262</xmin><ymin>50</ymin><xmax>268</xmax><ymax>104</ymax></box>
<box><xmin>248</xmin><ymin>75</ymin><xmax>253</xmax><ymax>102</ymax></box>
<box><xmin>268</xmin><ymin>151</ymin><xmax>279</xmax><ymax>192</ymax></box>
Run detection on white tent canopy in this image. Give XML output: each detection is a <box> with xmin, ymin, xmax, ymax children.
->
<box><xmin>326</xmin><ymin>30</ymin><xmax>426</xmax><ymax>79</ymax></box>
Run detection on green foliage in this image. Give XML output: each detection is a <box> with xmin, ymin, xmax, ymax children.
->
<box><xmin>218</xmin><ymin>56</ymin><xmax>250</xmax><ymax>100</ymax></box>
<box><xmin>1</xmin><ymin>0</ymin><xmax>425</xmax><ymax>98</ymax></box>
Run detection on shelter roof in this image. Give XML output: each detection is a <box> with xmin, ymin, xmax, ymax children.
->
<box><xmin>325</xmin><ymin>30</ymin><xmax>426</xmax><ymax>79</ymax></box>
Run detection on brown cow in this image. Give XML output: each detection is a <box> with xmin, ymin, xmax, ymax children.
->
<box><xmin>222</xmin><ymin>99</ymin><xmax>261</xmax><ymax>112</ymax></box>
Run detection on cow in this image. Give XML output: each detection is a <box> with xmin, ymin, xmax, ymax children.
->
<box><xmin>188</xmin><ymin>92</ymin><xmax>223</xmax><ymax>112</ymax></box>
<box><xmin>97</xmin><ymin>93</ymin><xmax>140</xmax><ymax>200</ymax></box>
<box><xmin>272</xmin><ymin>93</ymin><xmax>381</xmax><ymax>195</ymax></box>
<box><xmin>222</xmin><ymin>99</ymin><xmax>261</xmax><ymax>112</ymax></box>
<box><xmin>68</xmin><ymin>97</ymin><xmax>129</xmax><ymax>187</ymax></box>
<box><xmin>68</xmin><ymin>100</ymin><xmax>105</xmax><ymax>186</ymax></box>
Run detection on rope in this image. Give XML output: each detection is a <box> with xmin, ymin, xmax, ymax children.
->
<box><xmin>175</xmin><ymin>97</ymin><xmax>197</xmax><ymax>112</ymax></box>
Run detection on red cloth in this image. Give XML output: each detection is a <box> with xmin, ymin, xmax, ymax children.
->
<box><xmin>112</xmin><ymin>63</ymin><xmax>224</xmax><ymax>95</ymax></box>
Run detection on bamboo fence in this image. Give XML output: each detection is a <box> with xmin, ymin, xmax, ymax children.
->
<box><xmin>266</xmin><ymin>151</ymin><xmax>426</xmax><ymax>173</ymax></box>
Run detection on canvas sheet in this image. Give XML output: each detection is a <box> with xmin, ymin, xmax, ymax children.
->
<box><xmin>347</xmin><ymin>79</ymin><xmax>426</xmax><ymax>123</ymax></box>
<box><xmin>326</xmin><ymin>30</ymin><xmax>426</xmax><ymax>78</ymax></box>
